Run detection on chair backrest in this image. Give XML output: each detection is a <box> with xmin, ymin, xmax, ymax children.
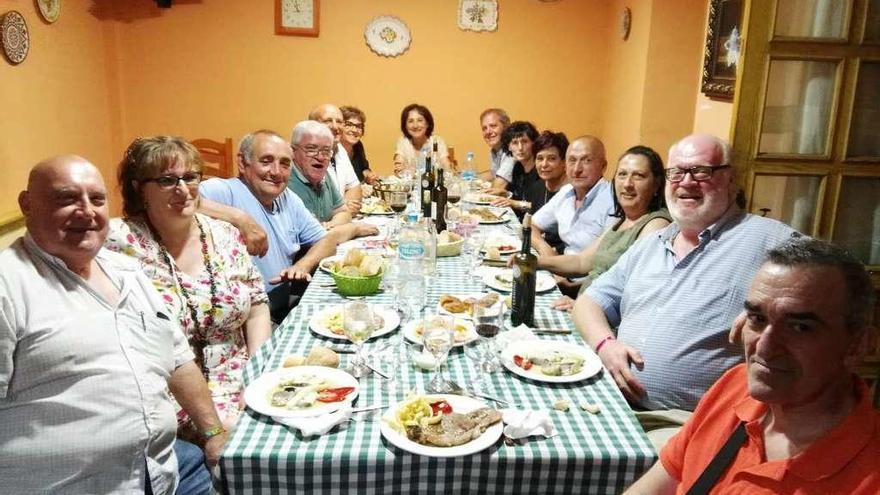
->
<box><xmin>191</xmin><ymin>137</ymin><xmax>236</xmax><ymax>178</ymax></box>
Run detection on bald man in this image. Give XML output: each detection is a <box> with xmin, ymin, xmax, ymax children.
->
<box><xmin>572</xmin><ymin>134</ymin><xmax>798</xmax><ymax>444</ymax></box>
<box><xmin>0</xmin><ymin>156</ymin><xmax>222</xmax><ymax>494</ymax></box>
<box><xmin>308</xmin><ymin>103</ymin><xmax>363</xmax><ymax>213</ymax></box>
<box><xmin>531</xmin><ymin>136</ymin><xmax>616</xmax><ymax>258</ymax></box>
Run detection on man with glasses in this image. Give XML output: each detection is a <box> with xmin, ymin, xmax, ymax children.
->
<box><xmin>199</xmin><ymin>129</ymin><xmax>339</xmax><ymax>322</ymax></box>
<box><xmin>308</xmin><ymin>103</ymin><xmax>363</xmax><ymax>214</ymax></box>
<box><xmin>287</xmin><ymin>121</ymin><xmax>378</xmax><ymax>238</ymax></box>
<box><xmin>572</xmin><ymin>134</ymin><xmax>798</xmax><ymax>446</ymax></box>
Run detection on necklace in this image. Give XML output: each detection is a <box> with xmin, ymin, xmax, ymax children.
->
<box><xmin>148</xmin><ymin>217</ymin><xmax>219</xmax><ymax>377</ymax></box>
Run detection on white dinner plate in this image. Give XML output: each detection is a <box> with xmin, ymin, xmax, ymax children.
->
<box><xmin>244</xmin><ymin>366</ymin><xmax>359</xmax><ymax>418</ymax></box>
<box><xmin>501</xmin><ymin>340</ymin><xmax>602</xmax><ymax>383</ymax></box>
<box><xmin>380</xmin><ymin>394</ymin><xmax>503</xmax><ymax>457</ymax></box>
<box><xmin>436</xmin><ymin>293</ymin><xmax>503</xmax><ymax>320</ymax></box>
<box><xmin>309</xmin><ymin>304</ymin><xmax>400</xmax><ymax>341</ymax></box>
<box><xmin>402</xmin><ymin>317</ymin><xmax>478</xmax><ymax>347</ymax></box>
<box><xmin>482</xmin><ymin>269</ymin><xmax>557</xmax><ymax>293</ymax></box>
<box><xmin>463</xmin><ymin>193</ymin><xmax>497</xmax><ymax>205</ymax></box>
<box><xmin>480</xmin><ymin>234</ymin><xmax>520</xmax><ymax>255</ymax></box>
<box><xmin>467</xmin><ymin>206</ymin><xmax>509</xmax><ymax>224</ymax></box>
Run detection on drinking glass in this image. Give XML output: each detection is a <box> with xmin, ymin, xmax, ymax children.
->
<box><xmin>397</xmin><ymin>272</ymin><xmax>426</xmax><ymax>323</ymax></box>
<box><xmin>423</xmin><ymin>315</ymin><xmax>455</xmax><ymax>393</ymax></box>
<box><xmin>447</xmin><ymin>179</ymin><xmax>463</xmax><ymax>206</ymax></box>
<box><xmin>463</xmin><ymin>340</ymin><xmax>489</xmax><ymax>391</ymax></box>
<box><xmin>444</xmin><ymin>206</ymin><xmax>460</xmax><ymax>237</ymax></box>
<box><xmin>389</xmin><ymin>190</ymin><xmax>408</xmax><ymax>221</ymax></box>
<box><xmin>464</xmin><ymin>231</ymin><xmax>486</xmax><ymax>282</ymax></box>
<box><xmin>342</xmin><ymin>301</ymin><xmax>376</xmax><ymax>378</ymax></box>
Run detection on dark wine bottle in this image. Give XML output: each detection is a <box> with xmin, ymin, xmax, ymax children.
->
<box><xmin>434</xmin><ymin>168</ymin><xmax>447</xmax><ymax>232</ymax></box>
<box><xmin>421</xmin><ymin>156</ymin><xmax>434</xmax><ymax>219</ymax></box>
<box><xmin>511</xmin><ymin>213</ymin><xmax>537</xmax><ymax>327</ymax></box>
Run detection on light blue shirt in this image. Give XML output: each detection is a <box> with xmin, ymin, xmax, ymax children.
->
<box><xmin>200</xmin><ymin>178</ymin><xmax>326</xmax><ymax>291</ymax></box>
<box><xmin>584</xmin><ymin>206</ymin><xmax>799</xmax><ymax>411</ymax></box>
<box><xmin>532</xmin><ymin>180</ymin><xmax>616</xmax><ymax>254</ymax></box>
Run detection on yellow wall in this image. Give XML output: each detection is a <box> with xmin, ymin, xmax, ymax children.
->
<box><xmin>0</xmin><ymin>0</ymin><xmax>121</xmax><ymax>219</ymax></box>
<box><xmin>691</xmin><ymin>1</ymin><xmax>734</xmax><ymax>139</ymax></box>
<box><xmin>111</xmin><ymin>0</ymin><xmax>614</xmax><ymax>176</ymax></box>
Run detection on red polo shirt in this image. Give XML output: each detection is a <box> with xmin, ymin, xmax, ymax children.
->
<box><xmin>660</xmin><ymin>364</ymin><xmax>880</xmax><ymax>494</ymax></box>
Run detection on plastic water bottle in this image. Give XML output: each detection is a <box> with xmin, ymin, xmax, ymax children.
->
<box><xmin>461</xmin><ymin>151</ymin><xmax>477</xmax><ymax>182</ymax></box>
<box><xmin>397</xmin><ymin>212</ymin><xmax>427</xmax><ymax>314</ymax></box>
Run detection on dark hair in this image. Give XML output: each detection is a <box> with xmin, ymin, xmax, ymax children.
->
<box><xmin>765</xmin><ymin>237</ymin><xmax>874</xmax><ymax>332</ymax></box>
<box><xmin>340</xmin><ymin>105</ymin><xmax>366</xmax><ymax>126</ymax></box>
<box><xmin>400</xmin><ymin>103</ymin><xmax>434</xmax><ymax>140</ymax></box>
<box><xmin>500</xmin><ymin>121</ymin><xmax>539</xmax><ymax>154</ymax></box>
<box><xmin>610</xmin><ymin>145</ymin><xmax>666</xmax><ymax>218</ymax></box>
<box><xmin>533</xmin><ymin>131</ymin><xmax>569</xmax><ymax>159</ymax></box>
<box><xmin>118</xmin><ymin>136</ymin><xmax>203</xmax><ymax>218</ymax></box>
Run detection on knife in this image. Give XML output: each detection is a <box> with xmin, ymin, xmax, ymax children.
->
<box><xmin>534</xmin><ymin>328</ymin><xmax>572</xmax><ymax>335</ymax></box>
<box><xmin>327</xmin><ymin>346</ymin><xmax>356</xmax><ymax>354</ymax></box>
<box><xmin>352</xmin><ymin>404</ymin><xmax>388</xmax><ymax>413</ymax></box>
<box><xmin>364</xmin><ymin>361</ymin><xmax>390</xmax><ymax>379</ymax></box>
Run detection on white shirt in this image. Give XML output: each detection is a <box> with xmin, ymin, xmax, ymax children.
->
<box><xmin>330</xmin><ymin>143</ymin><xmax>361</xmax><ymax>197</ymax></box>
<box><xmin>532</xmin><ymin>180</ymin><xmax>616</xmax><ymax>254</ymax></box>
<box><xmin>0</xmin><ymin>236</ymin><xmax>194</xmax><ymax>494</ymax></box>
<box><xmin>491</xmin><ymin>148</ymin><xmax>515</xmax><ymax>183</ymax></box>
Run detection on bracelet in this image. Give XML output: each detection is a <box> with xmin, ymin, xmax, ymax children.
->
<box><xmin>595</xmin><ymin>335</ymin><xmax>616</xmax><ymax>354</ymax></box>
<box><xmin>202</xmin><ymin>425</ymin><xmax>226</xmax><ymax>440</ymax></box>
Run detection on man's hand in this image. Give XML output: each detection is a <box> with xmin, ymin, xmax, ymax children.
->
<box><xmin>203</xmin><ymin>430</ymin><xmax>229</xmax><ymax>467</ymax></box>
<box><xmin>354</xmin><ymin>223</ymin><xmax>379</xmax><ymax>238</ymax></box>
<box><xmin>345</xmin><ymin>199</ymin><xmax>363</xmax><ymax>214</ymax></box>
<box><xmin>598</xmin><ymin>340</ymin><xmax>646</xmax><ymax>403</ymax></box>
<box><xmin>729</xmin><ymin>310</ymin><xmax>747</xmax><ymax>345</ymax></box>
<box><xmin>363</xmin><ymin>170</ymin><xmax>380</xmax><ymax>185</ymax></box>
<box><xmin>551</xmin><ymin>295</ymin><xmax>575</xmax><ymax>312</ymax></box>
<box><xmin>270</xmin><ymin>265</ymin><xmax>311</xmax><ymax>284</ymax></box>
<box><xmin>238</xmin><ymin>215</ymin><xmax>268</xmax><ymax>257</ymax></box>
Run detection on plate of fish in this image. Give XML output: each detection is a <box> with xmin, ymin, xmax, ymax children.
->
<box><xmin>244</xmin><ymin>366</ymin><xmax>359</xmax><ymax>418</ymax></box>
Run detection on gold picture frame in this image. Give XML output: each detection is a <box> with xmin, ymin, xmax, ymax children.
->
<box><xmin>701</xmin><ymin>0</ymin><xmax>743</xmax><ymax>100</ymax></box>
<box><xmin>275</xmin><ymin>0</ymin><xmax>320</xmax><ymax>37</ymax></box>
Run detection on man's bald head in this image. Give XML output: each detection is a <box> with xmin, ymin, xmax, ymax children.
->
<box><xmin>565</xmin><ymin>135</ymin><xmax>608</xmax><ymax>196</ymax></box>
<box><xmin>19</xmin><ymin>155</ymin><xmax>109</xmax><ymax>272</ymax></box>
<box><xmin>308</xmin><ymin>103</ymin><xmax>345</xmax><ymax>146</ymax></box>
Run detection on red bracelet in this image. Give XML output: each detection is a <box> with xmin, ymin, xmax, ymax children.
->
<box><xmin>595</xmin><ymin>335</ymin><xmax>616</xmax><ymax>353</ymax></box>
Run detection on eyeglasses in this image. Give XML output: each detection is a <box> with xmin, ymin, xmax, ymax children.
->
<box><xmin>298</xmin><ymin>146</ymin><xmax>334</xmax><ymax>158</ymax></box>
<box><xmin>142</xmin><ymin>172</ymin><xmax>202</xmax><ymax>189</ymax></box>
<box><xmin>665</xmin><ymin>164</ymin><xmax>731</xmax><ymax>183</ymax></box>
<box><xmin>343</xmin><ymin>120</ymin><xmax>365</xmax><ymax>132</ymax></box>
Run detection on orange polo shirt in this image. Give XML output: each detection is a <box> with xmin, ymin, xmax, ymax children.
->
<box><xmin>660</xmin><ymin>364</ymin><xmax>880</xmax><ymax>494</ymax></box>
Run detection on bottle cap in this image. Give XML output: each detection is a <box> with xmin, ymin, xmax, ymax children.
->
<box><xmin>466</xmin><ymin>152</ymin><xmax>474</xmax><ymax>160</ymax></box>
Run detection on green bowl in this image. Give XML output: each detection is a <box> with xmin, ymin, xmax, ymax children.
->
<box><xmin>330</xmin><ymin>269</ymin><xmax>384</xmax><ymax>296</ymax></box>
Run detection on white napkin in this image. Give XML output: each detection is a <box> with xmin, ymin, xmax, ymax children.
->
<box><xmin>273</xmin><ymin>405</ymin><xmax>352</xmax><ymax>437</ymax></box>
<box><xmin>501</xmin><ymin>409</ymin><xmax>557</xmax><ymax>439</ymax></box>
<box><xmin>495</xmin><ymin>324</ymin><xmax>538</xmax><ymax>351</ymax></box>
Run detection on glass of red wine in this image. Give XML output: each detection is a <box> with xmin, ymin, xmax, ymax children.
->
<box><xmin>473</xmin><ymin>304</ymin><xmax>502</xmax><ymax>372</ymax></box>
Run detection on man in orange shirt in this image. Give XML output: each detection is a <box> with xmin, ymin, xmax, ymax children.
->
<box><xmin>625</xmin><ymin>237</ymin><xmax>879</xmax><ymax>494</ymax></box>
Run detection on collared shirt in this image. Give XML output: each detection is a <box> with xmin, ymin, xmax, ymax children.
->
<box><xmin>329</xmin><ymin>143</ymin><xmax>361</xmax><ymax>197</ymax></box>
<box><xmin>490</xmin><ymin>148</ymin><xmax>515</xmax><ymax>183</ymax></box>
<box><xmin>532</xmin><ymin>180</ymin><xmax>616</xmax><ymax>254</ymax></box>
<box><xmin>585</xmin><ymin>207</ymin><xmax>798</xmax><ymax>410</ymax></box>
<box><xmin>286</xmin><ymin>163</ymin><xmax>345</xmax><ymax>222</ymax></box>
<box><xmin>200</xmin><ymin>177</ymin><xmax>327</xmax><ymax>291</ymax></box>
<box><xmin>661</xmin><ymin>364</ymin><xmax>880</xmax><ymax>494</ymax></box>
<box><xmin>0</xmin><ymin>236</ymin><xmax>194</xmax><ymax>494</ymax></box>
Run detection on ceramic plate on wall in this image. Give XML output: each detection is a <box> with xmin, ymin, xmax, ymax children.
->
<box><xmin>364</xmin><ymin>15</ymin><xmax>411</xmax><ymax>57</ymax></box>
<box><xmin>1</xmin><ymin>11</ymin><xmax>29</xmax><ymax>65</ymax></box>
<box><xmin>37</xmin><ymin>0</ymin><xmax>61</xmax><ymax>24</ymax></box>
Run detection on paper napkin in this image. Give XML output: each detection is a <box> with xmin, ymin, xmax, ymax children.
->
<box><xmin>273</xmin><ymin>405</ymin><xmax>352</xmax><ymax>437</ymax></box>
<box><xmin>500</xmin><ymin>409</ymin><xmax>557</xmax><ymax>439</ymax></box>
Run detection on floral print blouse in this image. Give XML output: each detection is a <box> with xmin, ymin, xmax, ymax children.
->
<box><xmin>106</xmin><ymin>214</ymin><xmax>268</xmax><ymax>426</ymax></box>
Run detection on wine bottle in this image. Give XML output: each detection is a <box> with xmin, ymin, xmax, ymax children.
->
<box><xmin>511</xmin><ymin>213</ymin><xmax>537</xmax><ymax>327</ymax></box>
<box><xmin>434</xmin><ymin>168</ymin><xmax>447</xmax><ymax>233</ymax></box>
<box><xmin>421</xmin><ymin>156</ymin><xmax>434</xmax><ymax>218</ymax></box>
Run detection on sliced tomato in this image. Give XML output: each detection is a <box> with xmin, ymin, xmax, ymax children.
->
<box><xmin>513</xmin><ymin>355</ymin><xmax>533</xmax><ymax>370</ymax></box>
<box><xmin>430</xmin><ymin>400</ymin><xmax>453</xmax><ymax>415</ymax></box>
<box><xmin>316</xmin><ymin>387</ymin><xmax>355</xmax><ymax>403</ymax></box>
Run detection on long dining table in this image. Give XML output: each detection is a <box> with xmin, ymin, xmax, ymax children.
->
<box><xmin>217</xmin><ymin>210</ymin><xmax>657</xmax><ymax>494</ymax></box>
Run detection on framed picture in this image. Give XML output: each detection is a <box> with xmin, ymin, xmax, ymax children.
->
<box><xmin>701</xmin><ymin>0</ymin><xmax>743</xmax><ymax>100</ymax></box>
<box><xmin>275</xmin><ymin>0</ymin><xmax>319</xmax><ymax>37</ymax></box>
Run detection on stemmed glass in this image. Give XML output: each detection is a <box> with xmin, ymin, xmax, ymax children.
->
<box><xmin>423</xmin><ymin>315</ymin><xmax>455</xmax><ymax>393</ymax></box>
<box><xmin>463</xmin><ymin>229</ymin><xmax>485</xmax><ymax>283</ymax></box>
<box><xmin>388</xmin><ymin>191</ymin><xmax>408</xmax><ymax>222</ymax></box>
<box><xmin>473</xmin><ymin>305</ymin><xmax>502</xmax><ymax>372</ymax></box>
<box><xmin>343</xmin><ymin>301</ymin><xmax>376</xmax><ymax>378</ymax></box>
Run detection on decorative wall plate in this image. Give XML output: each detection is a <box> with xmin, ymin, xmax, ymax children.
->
<box><xmin>1</xmin><ymin>11</ymin><xmax>29</xmax><ymax>65</ymax></box>
<box><xmin>364</xmin><ymin>15</ymin><xmax>411</xmax><ymax>57</ymax></box>
<box><xmin>37</xmin><ymin>0</ymin><xmax>61</xmax><ymax>24</ymax></box>
<box><xmin>458</xmin><ymin>0</ymin><xmax>498</xmax><ymax>32</ymax></box>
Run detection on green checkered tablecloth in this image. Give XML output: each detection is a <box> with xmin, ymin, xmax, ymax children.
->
<box><xmin>218</xmin><ymin>219</ymin><xmax>657</xmax><ymax>494</ymax></box>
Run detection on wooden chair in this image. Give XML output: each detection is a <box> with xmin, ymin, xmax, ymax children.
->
<box><xmin>190</xmin><ymin>137</ymin><xmax>236</xmax><ymax>178</ymax></box>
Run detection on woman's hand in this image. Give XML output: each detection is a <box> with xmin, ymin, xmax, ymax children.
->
<box><xmin>363</xmin><ymin>170</ymin><xmax>380</xmax><ymax>185</ymax></box>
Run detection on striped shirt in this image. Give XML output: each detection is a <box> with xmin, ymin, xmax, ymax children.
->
<box><xmin>584</xmin><ymin>207</ymin><xmax>799</xmax><ymax>411</ymax></box>
<box><xmin>532</xmin><ymin>180</ymin><xmax>616</xmax><ymax>254</ymax></box>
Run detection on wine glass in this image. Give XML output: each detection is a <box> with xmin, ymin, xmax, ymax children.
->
<box><xmin>343</xmin><ymin>301</ymin><xmax>376</xmax><ymax>378</ymax></box>
<box><xmin>447</xmin><ymin>178</ymin><xmax>463</xmax><ymax>206</ymax></box>
<box><xmin>388</xmin><ymin>190</ymin><xmax>408</xmax><ymax>221</ymax></box>
<box><xmin>423</xmin><ymin>315</ymin><xmax>455</xmax><ymax>393</ymax></box>
<box><xmin>444</xmin><ymin>206</ymin><xmax>461</xmax><ymax>237</ymax></box>
<box><xmin>473</xmin><ymin>305</ymin><xmax>502</xmax><ymax>373</ymax></box>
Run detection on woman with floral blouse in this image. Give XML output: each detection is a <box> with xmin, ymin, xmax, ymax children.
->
<box><xmin>106</xmin><ymin>136</ymin><xmax>271</xmax><ymax>436</ymax></box>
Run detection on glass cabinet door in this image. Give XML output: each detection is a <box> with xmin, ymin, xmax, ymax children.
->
<box><xmin>832</xmin><ymin>177</ymin><xmax>880</xmax><ymax>265</ymax></box>
<box><xmin>774</xmin><ymin>0</ymin><xmax>851</xmax><ymax>40</ymax></box>
<box><xmin>847</xmin><ymin>61</ymin><xmax>880</xmax><ymax>159</ymax></box>
<box><xmin>750</xmin><ymin>174</ymin><xmax>823</xmax><ymax>234</ymax></box>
